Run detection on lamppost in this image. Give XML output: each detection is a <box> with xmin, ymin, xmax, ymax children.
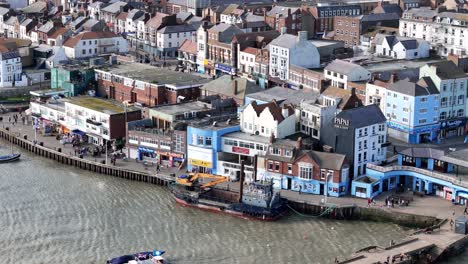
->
<box><xmin>105</xmin><ymin>138</ymin><xmax>116</xmax><ymax>165</ymax></box>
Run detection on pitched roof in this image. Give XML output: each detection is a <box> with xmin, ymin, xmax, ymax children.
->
<box><xmin>63</xmin><ymin>31</ymin><xmax>119</xmax><ymax>48</ymax></box>
<box><xmin>158</xmin><ymin>24</ymin><xmax>195</xmax><ymax>34</ymax></box>
<box><xmin>179</xmin><ymin>39</ymin><xmax>197</xmax><ymax>54</ymax></box>
<box><xmin>101</xmin><ymin>1</ymin><xmax>127</xmax><ymax>14</ymax></box>
<box><xmin>387</xmin><ymin>78</ymin><xmax>439</xmax><ymax>96</ymax></box>
<box><xmin>303</xmin><ymin>151</ymin><xmax>347</xmax><ymax>171</ymax></box>
<box><xmin>321</xmin><ymin>86</ymin><xmax>363</xmax><ymax>110</ymax></box>
<box><xmin>325</xmin><ymin>59</ymin><xmax>367</xmax><ymax>75</ymax></box>
<box><xmin>247</xmin><ymin>86</ymin><xmax>319</xmax><ymax>106</ymax></box>
<box><xmin>0</xmin><ymin>7</ymin><xmax>9</xmax><ymax>16</ymax></box>
<box><xmin>241</xmin><ymin>47</ymin><xmax>259</xmax><ymax>55</ymax></box>
<box><xmin>335</xmin><ymin>104</ymin><xmax>386</xmax><ymax>129</ymax></box>
<box><xmin>249</xmin><ymin>100</ymin><xmax>293</xmax><ymax>123</ymax></box>
<box><xmin>48</xmin><ymin>27</ymin><xmax>69</xmax><ymax>39</ymax></box>
<box><xmin>21</xmin><ymin>1</ymin><xmax>47</xmax><ymax>13</ymax></box>
<box><xmin>400</xmin><ymin>147</ymin><xmax>445</xmax><ymax>159</ymax></box>
<box><xmin>116</xmin><ymin>11</ymin><xmax>128</xmax><ymax>20</ymax></box>
<box><xmin>267</xmin><ymin>6</ymin><xmax>299</xmax><ymax>17</ymax></box>
<box><xmin>201</xmin><ymin>75</ymin><xmax>262</xmax><ymax>102</ymax></box>
<box><xmin>269</xmin><ymin>34</ymin><xmax>299</xmax><ymax>49</ymax></box>
<box><xmin>425</xmin><ymin>61</ymin><xmax>467</xmax><ymax>80</ymax></box>
<box><xmin>146</xmin><ymin>12</ymin><xmax>169</xmax><ymax>28</ymax></box>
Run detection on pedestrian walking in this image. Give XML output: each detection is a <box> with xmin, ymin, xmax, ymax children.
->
<box><xmin>156</xmin><ymin>164</ymin><xmax>160</xmax><ymax>172</ymax></box>
<box><xmin>367</xmin><ymin>198</ymin><xmax>371</xmax><ymax>207</ymax></box>
<box><xmin>391</xmin><ymin>198</ymin><xmax>395</xmax><ymax>208</ymax></box>
<box><xmin>450</xmin><ymin>219</ymin><xmax>454</xmax><ymax>230</ymax></box>
<box><xmin>334</xmin><ymin>257</ymin><xmax>339</xmax><ymax>263</ymax></box>
<box><xmin>464</xmin><ymin>205</ymin><xmax>468</xmax><ymax>215</ymax></box>
<box><xmin>299</xmin><ymin>185</ymin><xmax>302</xmax><ymax>195</ymax></box>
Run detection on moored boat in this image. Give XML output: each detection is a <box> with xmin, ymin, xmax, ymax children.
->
<box><xmin>169</xmin><ymin>165</ymin><xmax>288</xmax><ymax>221</ymax></box>
<box><xmin>0</xmin><ymin>153</ymin><xmax>21</xmax><ymax>163</ymax></box>
<box><xmin>107</xmin><ymin>250</ymin><xmax>165</xmax><ymax>264</ymax></box>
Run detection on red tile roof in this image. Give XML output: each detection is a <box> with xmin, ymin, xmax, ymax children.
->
<box><xmin>116</xmin><ymin>12</ymin><xmax>128</xmax><ymax>21</ymax></box>
<box><xmin>48</xmin><ymin>27</ymin><xmax>69</xmax><ymax>39</ymax></box>
<box><xmin>179</xmin><ymin>39</ymin><xmax>197</xmax><ymax>54</ymax></box>
<box><xmin>241</xmin><ymin>47</ymin><xmax>259</xmax><ymax>55</ymax></box>
<box><xmin>250</xmin><ymin>100</ymin><xmax>293</xmax><ymax>123</ymax></box>
<box><xmin>63</xmin><ymin>31</ymin><xmax>118</xmax><ymax>48</ymax></box>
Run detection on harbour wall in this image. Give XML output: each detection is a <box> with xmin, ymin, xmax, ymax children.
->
<box><xmin>0</xmin><ymin>127</ymin><xmax>173</xmax><ymax>186</ymax></box>
<box><xmin>0</xmin><ymin>126</ymin><xmax>442</xmax><ymax>227</ymax></box>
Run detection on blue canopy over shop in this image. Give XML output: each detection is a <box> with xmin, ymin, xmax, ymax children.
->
<box><xmin>137</xmin><ymin>147</ymin><xmax>157</xmax><ymax>161</ymax></box>
<box><xmin>71</xmin><ymin>129</ymin><xmax>86</xmax><ymax>136</ymax></box>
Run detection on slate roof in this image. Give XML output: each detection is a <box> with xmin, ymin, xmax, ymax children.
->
<box><xmin>321</xmin><ymin>86</ymin><xmax>363</xmax><ymax>110</ymax></box>
<box><xmin>20</xmin><ymin>18</ymin><xmax>34</xmax><ymax>27</ymax></box>
<box><xmin>335</xmin><ymin>104</ymin><xmax>386</xmax><ymax>129</ymax></box>
<box><xmin>374</xmin><ymin>34</ymin><xmax>423</xmax><ymax>50</ymax></box>
<box><xmin>64</xmin><ymin>31</ymin><xmax>119</xmax><ymax>48</ymax></box>
<box><xmin>425</xmin><ymin>61</ymin><xmax>467</xmax><ymax>80</ymax></box>
<box><xmin>116</xmin><ymin>11</ymin><xmax>128</xmax><ymax>20</ymax></box>
<box><xmin>176</xmin><ymin>12</ymin><xmax>193</xmax><ymax>22</ymax></box>
<box><xmin>269</xmin><ymin>34</ymin><xmax>300</xmax><ymax>49</ymax></box>
<box><xmin>303</xmin><ymin>151</ymin><xmax>347</xmax><ymax>171</ymax></box>
<box><xmin>101</xmin><ymin>1</ymin><xmax>127</xmax><ymax>14</ymax></box>
<box><xmin>361</xmin><ymin>13</ymin><xmax>400</xmax><ymax>22</ymax></box>
<box><xmin>325</xmin><ymin>59</ymin><xmax>366</xmax><ymax>75</ymax></box>
<box><xmin>201</xmin><ymin>75</ymin><xmax>262</xmax><ymax>102</ymax></box>
<box><xmin>400</xmin><ymin>147</ymin><xmax>445</xmax><ymax>159</ymax></box>
<box><xmin>267</xmin><ymin>6</ymin><xmax>299</xmax><ymax>17</ymax></box>
<box><xmin>246</xmin><ymin>86</ymin><xmax>319</xmax><ymax>106</ymax></box>
<box><xmin>21</xmin><ymin>1</ymin><xmax>47</xmax><ymax>13</ymax></box>
<box><xmin>371</xmin><ymin>3</ymin><xmax>402</xmax><ymax>15</ymax></box>
<box><xmin>158</xmin><ymin>24</ymin><xmax>195</xmax><ymax>34</ymax></box>
<box><xmin>387</xmin><ymin>78</ymin><xmax>439</xmax><ymax>96</ymax></box>
<box><xmin>0</xmin><ymin>7</ymin><xmax>9</xmax><ymax>16</ymax></box>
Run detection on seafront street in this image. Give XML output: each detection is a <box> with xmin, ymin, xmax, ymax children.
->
<box><xmin>1</xmin><ymin>112</ymin><xmax>467</xmax><ymax>221</ymax></box>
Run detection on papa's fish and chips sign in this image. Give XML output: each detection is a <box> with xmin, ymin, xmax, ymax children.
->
<box><xmin>334</xmin><ymin>117</ymin><xmax>350</xmax><ymax>129</ymax></box>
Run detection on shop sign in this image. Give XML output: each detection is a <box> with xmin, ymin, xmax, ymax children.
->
<box><xmin>215</xmin><ymin>63</ymin><xmax>236</xmax><ymax>74</ymax></box>
<box><xmin>334</xmin><ymin>117</ymin><xmax>350</xmax><ymax>129</ymax></box>
<box><xmin>232</xmin><ymin>146</ymin><xmax>249</xmax><ymax>155</ymax></box>
<box><xmin>189</xmin><ymin>158</ymin><xmax>212</xmax><ymax>168</ymax></box>
<box><xmin>441</xmin><ymin>119</ymin><xmax>466</xmax><ymax>129</ymax></box>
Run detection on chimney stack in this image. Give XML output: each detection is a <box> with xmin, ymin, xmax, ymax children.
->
<box><xmin>280</xmin><ymin>27</ymin><xmax>287</xmax><ymax>35</ymax></box>
<box><xmin>233</xmin><ymin>79</ymin><xmax>238</xmax><ymax>95</ymax></box>
<box><xmin>389</xmin><ymin>72</ymin><xmax>398</xmax><ymax>83</ymax></box>
<box><xmin>269</xmin><ymin>133</ymin><xmax>275</xmax><ymax>143</ymax></box>
<box><xmin>351</xmin><ymin>87</ymin><xmax>356</xmax><ymax>96</ymax></box>
<box><xmin>298</xmin><ymin>31</ymin><xmax>308</xmax><ymax>41</ymax></box>
<box><xmin>296</xmin><ymin>137</ymin><xmax>303</xmax><ymax>149</ymax></box>
<box><xmin>282</xmin><ymin>105</ymin><xmax>289</xmax><ymax>118</ymax></box>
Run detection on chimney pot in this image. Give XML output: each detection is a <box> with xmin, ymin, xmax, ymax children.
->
<box><xmin>296</xmin><ymin>137</ymin><xmax>303</xmax><ymax>149</ymax></box>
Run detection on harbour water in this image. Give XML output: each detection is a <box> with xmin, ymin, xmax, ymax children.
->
<box><xmin>0</xmin><ymin>149</ymin><xmax>454</xmax><ymax>264</ymax></box>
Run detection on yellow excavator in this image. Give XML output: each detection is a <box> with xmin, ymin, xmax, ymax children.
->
<box><xmin>176</xmin><ymin>173</ymin><xmax>228</xmax><ymax>189</ymax></box>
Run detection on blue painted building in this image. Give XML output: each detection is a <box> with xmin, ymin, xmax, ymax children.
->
<box><xmin>351</xmin><ymin>147</ymin><xmax>468</xmax><ymax>205</ymax></box>
<box><xmin>187</xmin><ymin>120</ymin><xmax>240</xmax><ymax>175</ymax></box>
<box><xmin>385</xmin><ymin>78</ymin><xmax>440</xmax><ymax>144</ymax></box>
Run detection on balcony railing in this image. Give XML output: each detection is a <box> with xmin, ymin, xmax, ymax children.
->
<box><xmin>366</xmin><ymin>164</ymin><xmax>468</xmax><ymax>189</ymax></box>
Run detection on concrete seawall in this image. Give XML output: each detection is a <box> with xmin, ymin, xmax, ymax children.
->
<box><xmin>0</xmin><ymin>127</ymin><xmax>173</xmax><ymax>186</ymax></box>
<box><xmin>354</xmin><ymin>207</ymin><xmax>440</xmax><ymax>228</ymax></box>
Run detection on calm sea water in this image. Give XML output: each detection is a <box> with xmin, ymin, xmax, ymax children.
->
<box><xmin>0</xmin><ymin>148</ymin><xmax>456</xmax><ymax>264</ymax></box>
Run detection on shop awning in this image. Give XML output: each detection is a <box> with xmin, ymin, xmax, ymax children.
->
<box><xmin>138</xmin><ymin>147</ymin><xmax>155</xmax><ymax>153</ymax></box>
<box><xmin>71</xmin><ymin>129</ymin><xmax>86</xmax><ymax>136</ymax></box>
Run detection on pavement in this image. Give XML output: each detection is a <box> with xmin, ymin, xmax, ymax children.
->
<box><xmin>2</xmin><ymin>112</ymin><xmax>468</xmax><ymax>221</ymax></box>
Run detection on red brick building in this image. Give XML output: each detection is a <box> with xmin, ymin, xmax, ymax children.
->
<box><xmin>95</xmin><ymin>62</ymin><xmax>209</xmax><ymax>107</ymax></box>
<box><xmin>264</xmin><ymin>6</ymin><xmax>315</xmax><ymax>37</ymax></box>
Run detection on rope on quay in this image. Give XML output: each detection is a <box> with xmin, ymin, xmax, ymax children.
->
<box><xmin>287</xmin><ymin>204</ymin><xmax>336</xmax><ymax>218</ymax></box>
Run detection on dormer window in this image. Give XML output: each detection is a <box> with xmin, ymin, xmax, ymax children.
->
<box><xmin>271</xmin><ymin>147</ymin><xmax>281</xmax><ymax>155</ymax></box>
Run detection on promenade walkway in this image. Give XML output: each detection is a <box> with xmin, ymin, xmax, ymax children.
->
<box><xmin>2</xmin><ymin>113</ymin><xmax>467</xmax><ymax>218</ymax></box>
